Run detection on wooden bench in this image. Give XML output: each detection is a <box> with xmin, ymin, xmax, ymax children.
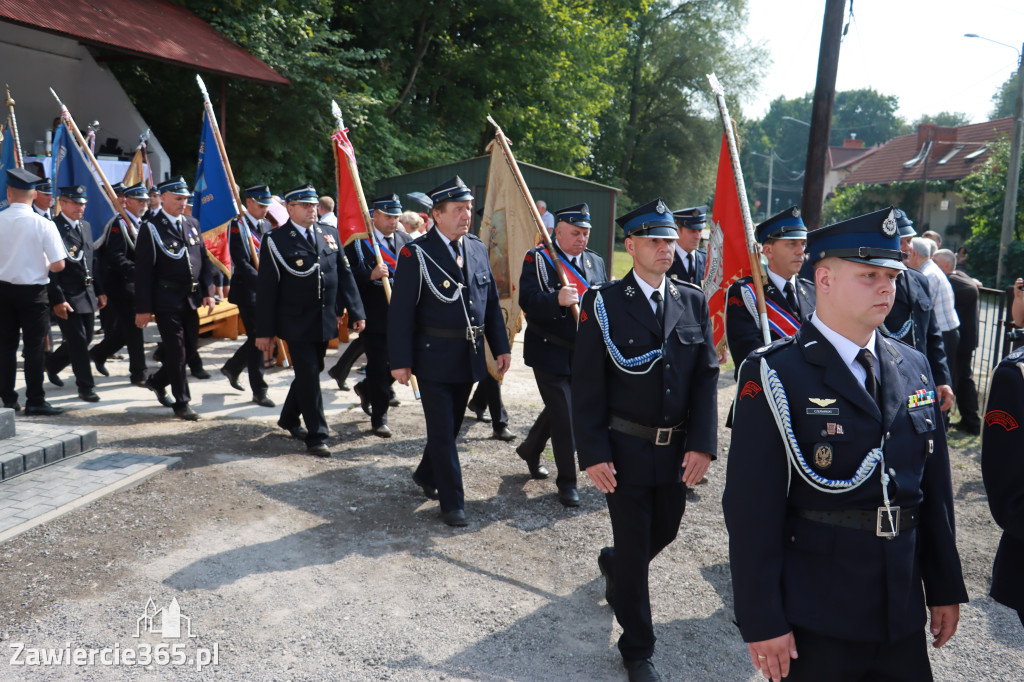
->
<box><xmin>197</xmin><ymin>300</ymin><xmax>240</xmax><ymax>340</ymax></box>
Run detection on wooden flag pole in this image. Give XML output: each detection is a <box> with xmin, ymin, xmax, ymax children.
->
<box><xmin>486</xmin><ymin>116</ymin><xmax>580</xmax><ymax>322</ymax></box>
<box><xmin>706</xmin><ymin>73</ymin><xmax>770</xmax><ymax>345</ymax></box>
<box><xmin>331</xmin><ymin>101</ymin><xmax>419</xmax><ymax>399</ymax></box>
<box><xmin>196</xmin><ymin>75</ymin><xmax>257</xmax><ymax>268</ymax></box>
<box><xmin>5</xmin><ymin>85</ymin><xmax>23</xmax><ymax>168</ymax></box>
<box><xmin>49</xmin><ymin>88</ymin><xmax>138</xmax><ymax>250</ymax></box>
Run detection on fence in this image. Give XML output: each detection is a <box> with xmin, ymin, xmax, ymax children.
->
<box><xmin>970</xmin><ymin>286</ymin><xmax>1022</xmax><ymax>406</ymax></box>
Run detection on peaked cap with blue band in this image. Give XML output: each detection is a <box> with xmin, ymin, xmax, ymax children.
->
<box><xmin>756</xmin><ymin>205</ymin><xmax>807</xmax><ymax>242</ymax></box>
<box><xmin>807</xmin><ymin>206</ymin><xmax>907</xmax><ymax>271</ymax></box>
<box><xmin>553</xmin><ymin>203</ymin><xmax>592</xmax><ymax>228</ymax></box>
<box><xmin>6</xmin><ymin>168</ymin><xmax>42</xmax><ymax>190</ymax></box>
<box><xmin>426</xmin><ymin>176</ymin><xmax>473</xmax><ymax>205</ymax></box>
<box><xmin>893</xmin><ymin>207</ymin><xmax>917</xmax><ymax>238</ymax></box>
<box><xmin>616</xmin><ymin>198</ymin><xmax>678</xmax><ymax>238</ymax></box>
<box><xmin>58</xmin><ymin>185</ymin><xmax>88</xmax><ymax>203</ymax></box>
<box><xmin>284</xmin><ymin>183</ymin><xmax>318</xmax><ymax>204</ymax></box>
<box><xmin>109</xmin><ymin>182</ymin><xmax>126</xmax><ymax>195</ymax></box>
<box><xmin>35</xmin><ymin>179</ymin><xmax>52</xmax><ymax>194</ymax></box>
<box><xmin>245</xmin><ymin>184</ymin><xmax>273</xmax><ymax>205</ymax></box>
<box><xmin>673</xmin><ymin>205</ymin><xmax>707</xmax><ymax>230</ymax></box>
<box><xmin>371</xmin><ymin>193</ymin><xmax>403</xmax><ymax>216</ymax></box>
<box><xmin>157</xmin><ymin>176</ymin><xmax>190</xmax><ymax>196</ymax></box>
<box><xmin>124</xmin><ymin>182</ymin><xmax>148</xmax><ymax>199</ymax></box>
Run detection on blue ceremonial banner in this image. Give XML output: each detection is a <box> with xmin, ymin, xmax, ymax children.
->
<box><xmin>192</xmin><ymin>109</ymin><xmax>236</xmax><ymax>274</ymax></box>
<box><xmin>51</xmin><ymin>124</ymin><xmax>117</xmax><ymax>244</ymax></box>
<box><xmin>0</xmin><ymin>120</ymin><xmax>16</xmax><ymax>211</ymax></box>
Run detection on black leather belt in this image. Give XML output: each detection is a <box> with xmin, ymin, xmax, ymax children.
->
<box><xmin>531</xmin><ymin>328</ymin><xmax>573</xmax><ymax>349</ymax></box>
<box><xmin>609</xmin><ymin>415</ymin><xmax>683</xmax><ymax>446</ymax></box>
<box><xmin>794</xmin><ymin>505</ymin><xmax>919</xmax><ymax>538</ymax></box>
<box><xmin>158</xmin><ymin>278</ymin><xmax>198</xmax><ymax>293</ymax></box>
<box><xmin>417</xmin><ymin>324</ymin><xmax>484</xmax><ymax>340</ymax></box>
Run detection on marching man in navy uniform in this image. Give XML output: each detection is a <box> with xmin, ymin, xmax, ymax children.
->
<box><xmin>134</xmin><ymin>177</ymin><xmax>216</xmax><ymax>421</ymax></box>
<box><xmin>883</xmin><ymin>208</ymin><xmax>953</xmax><ymax>412</ymax></box>
<box><xmin>725</xmin><ymin>206</ymin><xmax>816</xmax><ymax>376</ymax></box>
<box><xmin>981</xmin><ymin>345</ymin><xmax>1024</xmax><ymax>629</ymax></box>
<box><xmin>723</xmin><ymin>207</ymin><xmax>967</xmax><ymax>682</ymax></box>
<box><xmin>388</xmin><ymin>176</ymin><xmax>511</xmax><ymax>527</ymax></box>
<box><xmin>91</xmin><ymin>182</ymin><xmax>150</xmax><ymax>386</ymax></box>
<box><xmin>31</xmin><ymin>180</ymin><xmax>54</xmax><ymax>221</ymax></box>
<box><xmin>516</xmin><ymin>202</ymin><xmax>607</xmax><ymax>506</ymax></box>
<box><xmin>46</xmin><ymin>185</ymin><xmax>106</xmax><ymax>403</ymax></box>
<box><xmin>221</xmin><ymin>184</ymin><xmax>276</xmax><ymax>407</ymax></box>
<box><xmin>666</xmin><ymin>205</ymin><xmax>706</xmax><ymax>285</ymax></box>
<box><xmin>344</xmin><ymin>194</ymin><xmax>411</xmax><ymax>438</ymax></box>
<box><xmin>573</xmin><ymin>198</ymin><xmax>718</xmax><ymax>682</ymax></box>
<box><xmin>254</xmin><ymin>183</ymin><xmax>365</xmax><ymax>456</ymax></box>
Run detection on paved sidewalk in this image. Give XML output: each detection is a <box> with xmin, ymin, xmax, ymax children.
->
<box><xmin>0</xmin><ymin>449</ymin><xmax>180</xmax><ymax>542</ymax></box>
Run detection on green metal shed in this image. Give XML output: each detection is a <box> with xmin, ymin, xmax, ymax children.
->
<box><xmin>374</xmin><ymin>156</ymin><xmax>621</xmax><ymax>277</ymax></box>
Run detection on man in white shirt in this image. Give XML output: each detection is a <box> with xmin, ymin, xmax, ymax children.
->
<box><xmin>317</xmin><ymin>195</ymin><xmax>337</xmax><ymax>227</ymax></box>
<box><xmin>536</xmin><ymin>200</ymin><xmax>555</xmax><ymax>230</ymax></box>
<box><xmin>0</xmin><ymin>169</ymin><xmax>68</xmax><ymax>415</ymax></box>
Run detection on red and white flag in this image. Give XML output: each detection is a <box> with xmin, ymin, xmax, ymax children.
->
<box><xmin>332</xmin><ymin>126</ymin><xmax>369</xmax><ymax>246</ymax></box>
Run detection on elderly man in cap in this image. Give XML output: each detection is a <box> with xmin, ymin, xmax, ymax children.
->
<box><xmin>31</xmin><ymin>180</ymin><xmax>54</xmax><ymax>220</ymax></box>
<box><xmin>134</xmin><ymin>176</ymin><xmax>216</xmax><ymax>421</ymax></box>
<box><xmin>91</xmin><ymin>182</ymin><xmax>150</xmax><ymax>385</ymax></box>
<box><xmin>255</xmin><ymin>183</ymin><xmax>365</xmax><ymax>456</ymax></box>
<box><xmin>45</xmin><ymin>185</ymin><xmax>106</xmax><ymax>403</ymax></box>
<box><xmin>724</xmin><ymin>207</ymin><xmax>966</xmax><ymax>682</ymax></box>
<box><xmin>0</xmin><ymin>169</ymin><xmax>67</xmax><ymax>415</ymax></box>
<box><xmin>574</xmin><ymin>198</ymin><xmax>717</xmax><ymax>682</ymax></box>
<box><xmin>516</xmin><ymin>202</ymin><xmax>607</xmax><ymax>506</ymax></box>
<box><xmin>726</xmin><ymin>206</ymin><xmax>816</xmax><ymax>376</ymax></box>
<box><xmin>341</xmin><ymin>194</ymin><xmax>412</xmax><ymax>438</ymax></box>
<box><xmin>388</xmin><ymin>176</ymin><xmax>511</xmax><ymax>527</ymax></box>
<box><xmin>221</xmin><ymin>184</ymin><xmax>276</xmax><ymax>407</ymax></box>
<box><xmin>666</xmin><ymin>205</ymin><xmax>707</xmax><ymax>285</ymax></box>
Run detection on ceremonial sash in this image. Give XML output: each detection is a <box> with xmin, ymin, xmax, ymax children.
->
<box><xmin>539</xmin><ymin>248</ymin><xmax>589</xmax><ymax>291</ymax></box>
<box><xmin>741</xmin><ymin>282</ymin><xmax>800</xmax><ymax>338</ymax></box>
<box><xmin>366</xmin><ymin>237</ymin><xmax>398</xmax><ymax>274</ymax></box>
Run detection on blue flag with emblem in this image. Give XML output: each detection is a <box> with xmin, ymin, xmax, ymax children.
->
<box><xmin>51</xmin><ymin>124</ymin><xmax>117</xmax><ymax>244</ymax></box>
<box><xmin>0</xmin><ymin>120</ymin><xmax>19</xmax><ymax>211</ymax></box>
<box><xmin>192</xmin><ymin>109</ymin><xmax>236</xmax><ymax>275</ymax></box>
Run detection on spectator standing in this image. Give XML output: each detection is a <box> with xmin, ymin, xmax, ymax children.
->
<box><xmin>536</xmin><ymin>200</ymin><xmax>555</xmax><ymax>230</ymax></box>
<box><xmin>317</xmin><ymin>196</ymin><xmax>337</xmax><ymax>227</ymax></box>
<box><xmin>934</xmin><ymin>249</ymin><xmax>981</xmax><ymax>434</ymax></box>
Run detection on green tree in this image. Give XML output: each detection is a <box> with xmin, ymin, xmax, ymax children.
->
<box><xmin>991</xmin><ymin>71</ymin><xmax>1019</xmax><ymax>120</ymax></box>
<box><xmin>960</xmin><ymin>138</ymin><xmax>1024</xmax><ymax>287</ymax></box>
<box><xmin>913</xmin><ymin>111</ymin><xmax>973</xmax><ymax>127</ymax></box>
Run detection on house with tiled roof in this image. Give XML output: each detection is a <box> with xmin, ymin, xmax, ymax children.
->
<box><xmin>823</xmin><ymin>136</ymin><xmax>879</xmax><ymax>199</ymax></box>
<box><xmin>836</xmin><ymin>118</ymin><xmax>1015</xmax><ymax>238</ymax></box>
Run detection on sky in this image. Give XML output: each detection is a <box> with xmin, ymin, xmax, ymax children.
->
<box><xmin>743</xmin><ymin>0</ymin><xmax>1024</xmax><ymax>125</ymax></box>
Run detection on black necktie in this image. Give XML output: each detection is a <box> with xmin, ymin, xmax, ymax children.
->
<box><xmin>687</xmin><ymin>252</ymin><xmax>695</xmax><ymax>281</ymax></box>
<box><xmin>651</xmin><ymin>290</ymin><xmax>665</xmax><ymax>330</ymax></box>
<box><xmin>176</xmin><ymin>218</ymin><xmax>184</xmax><ymax>239</ymax></box>
<box><xmin>450</xmin><ymin>240</ymin><xmax>462</xmax><ymax>265</ymax></box>
<box><xmin>570</xmin><ymin>257</ymin><xmax>579</xmax><ymax>271</ymax></box>
<box><xmin>856</xmin><ymin>349</ymin><xmax>880</xmax><ymax>408</ymax></box>
<box><xmin>308</xmin><ymin>229</ymin><xmax>317</xmax><ymax>249</ymax></box>
<box><xmin>784</xmin><ymin>281</ymin><xmax>800</xmax><ymax>315</ymax></box>
<box><xmin>386</xmin><ymin>236</ymin><xmax>395</xmax><ymax>254</ymax></box>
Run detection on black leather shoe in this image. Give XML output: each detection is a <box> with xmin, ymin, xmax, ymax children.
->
<box><xmin>24</xmin><ymin>401</ymin><xmax>64</xmax><ymax>416</ymax></box>
<box><xmin>372</xmin><ymin>424</ymin><xmax>392</xmax><ymax>438</ymax></box>
<box><xmin>558</xmin><ymin>487</ymin><xmax>580</xmax><ymax>507</ymax></box>
<box><xmin>353</xmin><ymin>382</ymin><xmax>370</xmax><ymax>415</ymax></box>
<box><xmin>441</xmin><ymin>509</ymin><xmax>468</xmax><ymax>527</ymax></box>
<box><xmin>90</xmin><ymin>350</ymin><xmax>109</xmax><ymax>377</ymax></box>
<box><xmin>952</xmin><ymin>420</ymin><xmax>981</xmax><ymax>435</ymax></box>
<box><xmin>144</xmin><ymin>377</ymin><xmax>174</xmax><ymax>407</ymax></box>
<box><xmin>173</xmin><ymin>404</ymin><xmax>201</xmax><ymax>421</ymax></box>
<box><xmin>474</xmin><ymin>410</ymin><xmax>491</xmax><ymax>423</ymax></box>
<box><xmin>492</xmin><ymin>426</ymin><xmax>517</xmax><ymax>442</ymax></box>
<box><xmin>278</xmin><ymin>420</ymin><xmax>308</xmax><ymax>440</ymax></box>
<box><xmin>515</xmin><ymin>442</ymin><xmax>550</xmax><ymax>479</ymax></box>
<box><xmin>598</xmin><ymin>546</ymin><xmax>615</xmax><ymax>607</ymax></box>
<box><xmin>412</xmin><ymin>472</ymin><xmax>439</xmax><ymax>500</ymax></box>
<box><xmin>623</xmin><ymin>658</ymin><xmax>661</xmax><ymax>682</ymax></box>
<box><xmin>253</xmin><ymin>393</ymin><xmax>276</xmax><ymax>408</ymax></box>
<box><xmin>389</xmin><ymin>397</ymin><xmax>401</xmax><ymax>408</ymax></box>
<box><xmin>326</xmin><ymin>364</ymin><xmax>348</xmax><ymax>391</ymax></box>
<box><xmin>130</xmin><ymin>375</ymin><xmax>149</xmax><ymax>388</ymax></box>
<box><xmin>3</xmin><ymin>401</ymin><xmax>22</xmax><ymax>412</ymax></box>
<box><xmin>220</xmin><ymin>367</ymin><xmax>244</xmax><ymax>391</ymax></box>
<box><xmin>46</xmin><ymin>368</ymin><xmax>64</xmax><ymax>388</ymax></box>
<box><xmin>78</xmin><ymin>390</ymin><xmax>100</xmax><ymax>403</ymax></box>
<box><xmin>191</xmin><ymin>368</ymin><xmax>212</xmax><ymax>380</ymax></box>
<box><xmin>307</xmin><ymin>442</ymin><xmax>331</xmax><ymax>457</ymax></box>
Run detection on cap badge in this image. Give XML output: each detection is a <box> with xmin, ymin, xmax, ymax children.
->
<box><xmin>882</xmin><ymin>210</ymin><xmax>897</xmax><ymax>237</ymax></box>
<box><xmin>791</xmin><ymin>207</ymin><xmax>801</xmax><ymax>217</ymax></box>
<box><xmin>655</xmin><ymin>200</ymin><xmax>668</xmax><ymax>215</ymax></box>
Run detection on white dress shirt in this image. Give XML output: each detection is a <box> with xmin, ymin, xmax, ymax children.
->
<box><xmin>633</xmin><ymin>274</ymin><xmax>667</xmax><ymax>315</ymax></box>
<box><xmin>809</xmin><ymin>312</ymin><xmax>878</xmax><ymax>385</ymax></box>
<box><xmin>0</xmin><ymin>203</ymin><xmax>69</xmax><ymax>284</ymax></box>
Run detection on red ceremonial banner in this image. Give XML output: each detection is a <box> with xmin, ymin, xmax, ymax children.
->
<box><xmin>332</xmin><ymin>128</ymin><xmax>369</xmax><ymax>246</ymax></box>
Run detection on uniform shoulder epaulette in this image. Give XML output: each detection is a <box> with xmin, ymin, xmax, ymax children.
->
<box><xmin>597</xmin><ymin>277</ymin><xmax>623</xmax><ymax>290</ymax></box>
<box><xmin>1003</xmin><ymin>346</ymin><xmax>1024</xmax><ymax>364</ymax></box>
<box><xmin>465</xmin><ymin>233</ymin><xmax>483</xmax><ymax>243</ymax></box>
<box><xmin>751</xmin><ymin>335</ymin><xmax>797</xmax><ymax>357</ymax></box>
<box><xmin>797</xmin><ymin>276</ymin><xmax>815</xmax><ymax>286</ymax></box>
<box><xmin>731</xmin><ymin>275</ymin><xmax>753</xmax><ymax>287</ymax></box>
<box><xmin>668</xmin><ymin>275</ymin><xmax>702</xmax><ymax>292</ymax></box>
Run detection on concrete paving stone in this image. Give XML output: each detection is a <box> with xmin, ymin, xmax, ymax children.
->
<box><xmin>60</xmin><ymin>436</ymin><xmax>82</xmax><ymax>458</ymax></box>
<box><xmin>71</xmin><ymin>429</ymin><xmax>99</xmax><ymax>451</ymax></box>
<box><xmin>16</xmin><ymin>503</ymin><xmax>55</xmax><ymax>517</ymax></box>
<box><xmin>23</xmin><ymin>448</ymin><xmax>44</xmax><ymax>472</ymax></box>
<box><xmin>0</xmin><ymin>408</ymin><xmax>14</xmax><ymax>439</ymax></box>
<box><xmin>43</xmin><ymin>442</ymin><xmax>64</xmax><ymax>464</ymax></box>
<box><xmin>0</xmin><ymin>452</ymin><xmax>25</xmax><ymax>480</ymax></box>
<box><xmin>46</xmin><ymin>493</ymin><xmax>80</xmax><ymax>507</ymax></box>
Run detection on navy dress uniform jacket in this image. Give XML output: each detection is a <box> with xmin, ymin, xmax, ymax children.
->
<box><xmin>227</xmin><ymin>215</ymin><xmax>272</xmax><ymax>308</ymax></box>
<box><xmin>519</xmin><ymin>244</ymin><xmax>606</xmax><ymax>376</ymax></box>
<box><xmin>725</xmin><ymin>273</ymin><xmax>815</xmax><ymax>374</ymax></box>
<box><xmin>723</xmin><ymin>325</ymin><xmax>967</xmax><ymax>644</ymax></box>
<box><xmin>572</xmin><ymin>271</ymin><xmax>719</xmax><ymax>486</ymax></box>
<box><xmin>99</xmin><ymin>215</ymin><xmax>139</xmax><ymax>300</ymax></box>
<box><xmin>885</xmin><ymin>269</ymin><xmax>952</xmax><ymax>387</ymax></box>
<box><xmin>388</xmin><ymin>229</ymin><xmax>510</xmax><ymax>384</ymax></box>
<box><xmin>134</xmin><ymin>212</ymin><xmax>215</xmax><ymax>313</ymax></box>
<box><xmin>345</xmin><ymin>230</ymin><xmax>412</xmax><ymax>334</ymax></box>
<box><xmin>667</xmin><ymin>247</ymin><xmax>706</xmax><ymax>285</ymax></box>
<box><xmin>49</xmin><ymin>215</ymin><xmax>103</xmax><ymax>313</ymax></box>
<box><xmin>254</xmin><ymin>220</ymin><xmax>364</xmax><ymax>342</ymax></box>
<box><xmin>981</xmin><ymin>347</ymin><xmax>1024</xmax><ymax>614</ymax></box>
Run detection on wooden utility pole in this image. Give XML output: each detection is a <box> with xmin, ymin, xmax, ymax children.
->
<box><xmin>801</xmin><ymin>0</ymin><xmax>846</xmax><ymax>229</ymax></box>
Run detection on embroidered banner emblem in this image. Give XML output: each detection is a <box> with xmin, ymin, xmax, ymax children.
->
<box><xmin>985</xmin><ymin>410</ymin><xmax>1019</xmax><ymax>431</ymax></box>
<box><xmin>739</xmin><ymin>381</ymin><xmax>762</xmax><ymax>400</ymax></box>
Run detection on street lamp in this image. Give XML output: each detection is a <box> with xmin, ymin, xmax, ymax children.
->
<box><xmin>781</xmin><ymin>116</ymin><xmax>811</xmax><ymax>127</ymax></box>
<box><xmin>965</xmin><ymin>33</ymin><xmax>1024</xmax><ymax>287</ymax></box>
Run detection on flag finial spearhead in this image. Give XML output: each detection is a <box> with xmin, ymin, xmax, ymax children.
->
<box><xmin>195</xmin><ymin>74</ymin><xmax>210</xmax><ymax>102</ymax></box>
<box><xmin>707</xmin><ymin>73</ymin><xmax>724</xmax><ymax>96</ymax></box>
<box><xmin>331</xmin><ymin>100</ymin><xmax>344</xmax><ymax>129</ymax></box>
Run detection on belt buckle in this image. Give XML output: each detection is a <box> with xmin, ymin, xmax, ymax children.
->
<box><xmin>654</xmin><ymin>427</ymin><xmax>672</xmax><ymax>446</ymax></box>
<box><xmin>190</xmin><ymin>282</ymin><xmax>198</xmax><ymax>293</ymax></box>
<box><xmin>465</xmin><ymin>327</ymin><xmax>477</xmax><ymax>342</ymax></box>
<box><xmin>876</xmin><ymin>506</ymin><xmax>900</xmax><ymax>538</ymax></box>
<box><xmin>84</xmin><ymin>276</ymin><xmax>93</xmax><ymax>286</ymax></box>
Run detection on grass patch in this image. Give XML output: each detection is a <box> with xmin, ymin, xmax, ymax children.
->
<box><xmin>611</xmin><ymin>244</ymin><xmax>631</xmax><ymax>280</ymax></box>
